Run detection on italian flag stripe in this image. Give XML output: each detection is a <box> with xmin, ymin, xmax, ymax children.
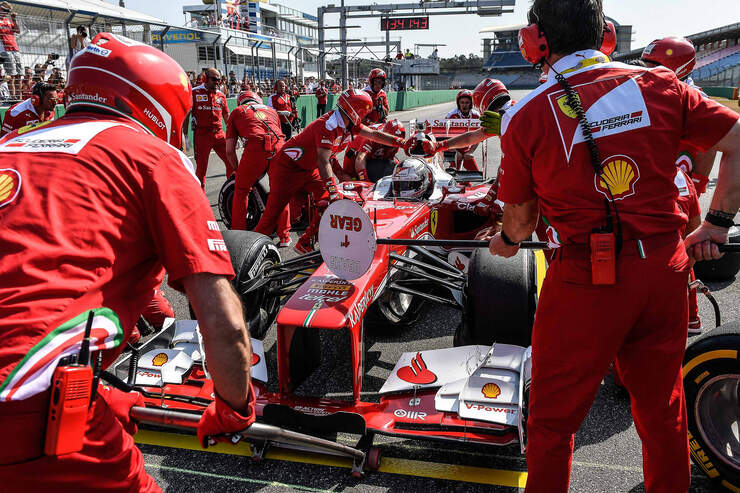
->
<box><xmin>0</xmin><ymin>308</ymin><xmax>123</xmax><ymax>402</ymax></box>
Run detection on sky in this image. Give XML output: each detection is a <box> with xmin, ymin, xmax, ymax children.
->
<box><xmin>106</xmin><ymin>0</ymin><xmax>740</xmax><ymax>58</ymax></box>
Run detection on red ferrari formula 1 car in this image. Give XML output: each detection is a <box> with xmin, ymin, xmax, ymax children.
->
<box><xmin>110</xmin><ymin>126</ymin><xmax>549</xmax><ymax>475</ymax></box>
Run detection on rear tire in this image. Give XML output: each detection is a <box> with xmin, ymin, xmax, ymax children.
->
<box><xmin>457</xmin><ymin>248</ymin><xmax>536</xmax><ymax>347</ymax></box>
<box><xmin>682</xmin><ymin>322</ymin><xmax>740</xmax><ymax>491</ymax></box>
<box><xmin>694</xmin><ymin>226</ymin><xmax>740</xmax><ymax>282</ymax></box>
<box><xmin>221</xmin><ymin>230</ymin><xmax>281</xmax><ymax>339</ymax></box>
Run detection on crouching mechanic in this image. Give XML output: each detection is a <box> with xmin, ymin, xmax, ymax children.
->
<box><xmin>0</xmin><ymin>34</ymin><xmax>257</xmax><ymax>491</ymax></box>
<box><xmin>444</xmin><ymin>89</ymin><xmax>482</xmax><ymax>171</ymax></box>
<box><xmin>488</xmin><ymin>2</ymin><xmax>740</xmax><ymax>492</ymax></box>
<box><xmin>225</xmin><ymin>90</ymin><xmax>291</xmax><ymax>245</ymax></box>
<box><xmin>342</xmin><ymin>119</ymin><xmax>405</xmax><ymax>182</ymax></box>
<box><xmin>192</xmin><ymin>67</ymin><xmax>232</xmax><ymax>187</ymax></box>
<box><xmin>0</xmin><ymin>81</ymin><xmax>58</xmax><ymax>136</ymax></box>
<box><xmin>254</xmin><ymin>89</ymin><xmax>405</xmax><ymax>254</ymax></box>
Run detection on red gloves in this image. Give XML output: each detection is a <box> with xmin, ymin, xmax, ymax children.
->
<box><xmin>403</xmin><ymin>136</ymin><xmax>437</xmax><ymax>157</ymax></box>
<box><xmin>197</xmin><ymin>385</ymin><xmax>256</xmax><ymax>448</ymax></box>
<box><xmin>357</xmin><ymin>169</ymin><xmax>369</xmax><ymax>181</ymax></box>
<box><xmin>98</xmin><ymin>384</ymin><xmax>145</xmax><ymax>435</ymax></box>
<box><xmin>325</xmin><ymin>175</ymin><xmax>354</xmax><ymax>202</ymax></box>
<box><xmin>692</xmin><ymin>173</ymin><xmax>709</xmax><ymax>197</ymax></box>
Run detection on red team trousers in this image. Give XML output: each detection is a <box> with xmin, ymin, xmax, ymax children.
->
<box><xmin>194</xmin><ymin>129</ymin><xmax>232</xmax><ymax>188</ymax></box>
<box><xmin>254</xmin><ymin>157</ymin><xmax>326</xmax><ymax>238</ymax></box>
<box><xmin>0</xmin><ymin>391</ymin><xmax>160</xmax><ymax>492</ymax></box>
<box><xmin>232</xmin><ymin>141</ymin><xmax>290</xmax><ymax>238</ymax></box>
<box><xmin>525</xmin><ymin>233</ymin><xmax>690</xmax><ymax>493</ymax></box>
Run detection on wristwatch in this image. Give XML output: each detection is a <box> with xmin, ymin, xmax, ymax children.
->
<box><xmin>500</xmin><ymin>229</ymin><xmax>520</xmax><ymax>246</ymax></box>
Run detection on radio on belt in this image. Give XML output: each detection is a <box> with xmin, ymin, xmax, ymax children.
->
<box><xmin>44</xmin><ymin>310</ymin><xmax>95</xmax><ymax>456</ymax></box>
<box><xmin>590</xmin><ymin>232</ymin><xmax>616</xmax><ymax>285</ymax></box>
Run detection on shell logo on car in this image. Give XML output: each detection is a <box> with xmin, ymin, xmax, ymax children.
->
<box><xmin>481</xmin><ymin>382</ymin><xmax>501</xmax><ymax>399</ymax></box>
<box><xmin>595</xmin><ymin>155</ymin><xmax>640</xmax><ymax>200</ymax></box>
<box><xmin>152</xmin><ymin>353</ymin><xmax>169</xmax><ymax>367</ymax></box>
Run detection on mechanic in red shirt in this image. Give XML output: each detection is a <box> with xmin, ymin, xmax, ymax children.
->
<box><xmin>267</xmin><ymin>80</ymin><xmax>295</xmax><ymax>139</ymax></box>
<box><xmin>0</xmin><ymin>34</ymin><xmax>257</xmax><ymax>491</ymax></box>
<box><xmin>444</xmin><ymin>89</ymin><xmax>482</xmax><ymax>171</ymax></box>
<box><xmin>363</xmin><ymin>68</ymin><xmax>390</xmax><ymax>124</ymax></box>
<box><xmin>0</xmin><ymin>82</ymin><xmax>58</xmax><ymax>136</ymax></box>
<box><xmin>254</xmin><ymin>89</ymin><xmax>406</xmax><ymax>254</ymax></box>
<box><xmin>343</xmin><ymin>119</ymin><xmax>405</xmax><ymax>181</ymax></box>
<box><xmin>487</xmin><ymin>2</ymin><xmax>740</xmax><ymax>492</ymax></box>
<box><xmin>225</xmin><ymin>90</ymin><xmax>290</xmax><ymax>244</ymax></box>
<box><xmin>192</xmin><ymin>67</ymin><xmax>231</xmax><ymax>188</ymax></box>
<box><xmin>315</xmin><ymin>80</ymin><xmax>328</xmax><ymax>117</ymax></box>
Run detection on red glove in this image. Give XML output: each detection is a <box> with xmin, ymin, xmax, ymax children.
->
<box><xmin>357</xmin><ymin>169</ymin><xmax>369</xmax><ymax>181</ymax></box>
<box><xmin>325</xmin><ymin>176</ymin><xmax>354</xmax><ymax>202</ymax></box>
<box><xmin>197</xmin><ymin>385</ymin><xmax>256</xmax><ymax>448</ymax></box>
<box><xmin>692</xmin><ymin>173</ymin><xmax>709</xmax><ymax>197</ymax></box>
<box><xmin>97</xmin><ymin>384</ymin><xmax>145</xmax><ymax>435</ymax></box>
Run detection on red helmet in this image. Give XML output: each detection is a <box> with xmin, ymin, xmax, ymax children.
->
<box><xmin>368</xmin><ymin>68</ymin><xmax>387</xmax><ymax>88</ymax></box>
<box><xmin>237</xmin><ymin>90</ymin><xmax>260</xmax><ymax>105</ymax></box>
<box><xmin>641</xmin><ymin>37</ymin><xmax>696</xmax><ymax>80</ymax></box>
<box><xmin>472</xmin><ymin>78</ymin><xmax>510</xmax><ymax>113</ymax></box>
<box><xmin>456</xmin><ymin>89</ymin><xmax>474</xmax><ymax>111</ymax></box>
<box><xmin>381</xmin><ymin>118</ymin><xmax>405</xmax><ymax>139</ymax></box>
<box><xmin>66</xmin><ymin>33</ymin><xmax>191</xmax><ymax>149</ymax></box>
<box><xmin>337</xmin><ymin>89</ymin><xmax>373</xmax><ymax>126</ymax></box>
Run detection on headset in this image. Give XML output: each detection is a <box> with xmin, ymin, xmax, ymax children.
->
<box><xmin>519</xmin><ymin>19</ymin><xmax>616</xmax><ymax>65</ymax></box>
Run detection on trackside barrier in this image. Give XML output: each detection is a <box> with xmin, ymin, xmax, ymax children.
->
<box><xmin>702</xmin><ymin>86</ymin><xmax>737</xmax><ymax>99</ymax></box>
<box><xmin>0</xmin><ymin>90</ymin><xmax>459</xmax><ymax>153</ymax></box>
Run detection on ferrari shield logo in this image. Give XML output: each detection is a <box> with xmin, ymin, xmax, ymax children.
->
<box><xmin>0</xmin><ymin>168</ymin><xmax>21</xmax><ymax>208</ymax></box>
<box><xmin>254</xmin><ymin>110</ymin><xmax>268</xmax><ymax>120</ymax></box>
<box><xmin>430</xmin><ymin>210</ymin><xmax>438</xmax><ymax>235</ymax></box>
<box><xmin>556</xmin><ymin>93</ymin><xmax>579</xmax><ymax>119</ymax></box>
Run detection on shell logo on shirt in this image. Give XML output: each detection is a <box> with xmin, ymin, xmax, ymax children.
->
<box><xmin>0</xmin><ymin>169</ymin><xmax>21</xmax><ymax>208</ymax></box>
<box><xmin>595</xmin><ymin>155</ymin><xmax>640</xmax><ymax>200</ymax></box>
<box><xmin>482</xmin><ymin>382</ymin><xmax>501</xmax><ymax>399</ymax></box>
<box><xmin>556</xmin><ymin>93</ymin><xmax>580</xmax><ymax>119</ymax></box>
<box><xmin>195</xmin><ymin>94</ymin><xmax>208</xmax><ymax>102</ymax></box>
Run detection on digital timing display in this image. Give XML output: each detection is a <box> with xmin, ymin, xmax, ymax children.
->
<box><xmin>380</xmin><ymin>16</ymin><xmax>430</xmax><ymax>31</ymax></box>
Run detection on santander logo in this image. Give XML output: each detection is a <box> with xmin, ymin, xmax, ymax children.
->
<box><xmin>397</xmin><ymin>352</ymin><xmax>437</xmax><ymax>385</ymax></box>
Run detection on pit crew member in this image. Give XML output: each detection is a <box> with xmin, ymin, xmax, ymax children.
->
<box><xmin>641</xmin><ymin>36</ymin><xmax>716</xmax><ymax>198</ymax></box>
<box><xmin>0</xmin><ymin>82</ymin><xmax>58</xmax><ymax>136</ymax></box>
<box><xmin>315</xmin><ymin>80</ymin><xmax>328</xmax><ymax>116</ymax></box>
<box><xmin>0</xmin><ymin>35</ymin><xmax>256</xmax><ymax>491</ymax></box>
<box><xmin>363</xmin><ymin>68</ymin><xmax>390</xmax><ymax>124</ymax></box>
<box><xmin>254</xmin><ymin>89</ymin><xmax>405</xmax><ymax>254</ymax></box>
<box><xmin>443</xmin><ymin>89</ymin><xmax>482</xmax><ymax>171</ymax></box>
<box><xmin>343</xmin><ymin>119</ymin><xmax>405</xmax><ymax>181</ymax></box>
<box><xmin>192</xmin><ymin>67</ymin><xmax>231</xmax><ymax>188</ymax></box>
<box><xmin>267</xmin><ymin>80</ymin><xmax>295</xmax><ymax>139</ymax></box>
<box><xmin>225</xmin><ymin>90</ymin><xmax>291</xmax><ymax>245</ymax></box>
<box><xmin>487</xmin><ymin>2</ymin><xmax>740</xmax><ymax>492</ymax></box>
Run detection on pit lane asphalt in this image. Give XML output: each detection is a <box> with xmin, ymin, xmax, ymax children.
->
<box><xmin>147</xmin><ymin>92</ymin><xmax>734</xmax><ymax>492</ymax></box>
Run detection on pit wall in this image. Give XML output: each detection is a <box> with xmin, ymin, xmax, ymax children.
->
<box><xmin>0</xmin><ymin>90</ymin><xmax>459</xmax><ymax>153</ymax></box>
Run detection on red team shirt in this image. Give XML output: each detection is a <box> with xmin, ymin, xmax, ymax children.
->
<box><xmin>498</xmin><ymin>51</ymin><xmax>739</xmax><ymax>246</ymax></box>
<box><xmin>226</xmin><ymin>103</ymin><xmax>284</xmax><ymax>152</ymax></box>
<box><xmin>278</xmin><ymin>111</ymin><xmax>352</xmax><ymax>171</ymax></box>
<box><xmin>363</xmin><ymin>87</ymin><xmax>389</xmax><ymax>123</ymax></box>
<box><xmin>267</xmin><ymin>93</ymin><xmax>294</xmax><ymax>123</ymax></box>
<box><xmin>1</xmin><ymin>98</ymin><xmax>54</xmax><ymax>136</ymax></box>
<box><xmin>192</xmin><ymin>84</ymin><xmax>229</xmax><ymax>134</ymax></box>
<box><xmin>0</xmin><ymin>17</ymin><xmax>18</xmax><ymax>51</ymax></box>
<box><xmin>315</xmin><ymin>87</ymin><xmax>328</xmax><ymax>105</ymax></box>
<box><xmin>0</xmin><ymin>114</ymin><xmax>234</xmax><ymax>402</ymax></box>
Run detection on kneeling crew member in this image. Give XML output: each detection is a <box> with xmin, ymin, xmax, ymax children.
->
<box><xmin>0</xmin><ymin>35</ymin><xmax>256</xmax><ymax>491</ymax></box>
<box><xmin>1</xmin><ymin>81</ymin><xmax>57</xmax><ymax>136</ymax></box>
<box><xmin>225</xmin><ymin>90</ymin><xmax>291</xmax><ymax>245</ymax></box>
<box><xmin>488</xmin><ymin>2</ymin><xmax>740</xmax><ymax>492</ymax></box>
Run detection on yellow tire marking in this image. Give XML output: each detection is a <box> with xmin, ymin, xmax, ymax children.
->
<box><xmin>722</xmin><ymin>480</ymin><xmax>740</xmax><ymax>493</ymax></box>
<box><xmin>694</xmin><ymin>370</ymin><xmax>710</xmax><ymax>385</ymax></box>
<box><xmin>136</xmin><ymin>430</ymin><xmax>527</xmax><ymax>487</ymax></box>
<box><xmin>682</xmin><ymin>350</ymin><xmax>737</xmax><ymax>378</ymax></box>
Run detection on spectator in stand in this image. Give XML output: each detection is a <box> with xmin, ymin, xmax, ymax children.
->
<box><xmin>69</xmin><ymin>25</ymin><xmax>89</xmax><ymax>59</ymax></box>
<box><xmin>47</xmin><ymin>67</ymin><xmax>63</xmax><ymax>86</ymax></box>
<box><xmin>0</xmin><ymin>2</ymin><xmax>21</xmax><ymax>99</ymax></box>
<box><xmin>0</xmin><ymin>74</ymin><xmax>10</xmax><ymax>101</ymax></box>
<box><xmin>196</xmin><ymin>68</ymin><xmax>207</xmax><ymax>85</ymax></box>
<box><xmin>1</xmin><ymin>81</ymin><xmax>58</xmax><ymax>136</ymax></box>
<box><xmin>315</xmin><ymin>80</ymin><xmax>328</xmax><ymax>116</ymax></box>
<box><xmin>431</xmin><ymin>48</ymin><xmax>439</xmax><ymax>59</ymax></box>
<box><xmin>19</xmin><ymin>66</ymin><xmax>32</xmax><ymax>99</ymax></box>
<box><xmin>228</xmin><ymin>70</ymin><xmax>239</xmax><ymax>95</ymax></box>
<box><xmin>395</xmin><ymin>50</ymin><xmax>403</xmax><ymax>60</ymax></box>
<box><xmin>404</xmin><ymin>48</ymin><xmax>412</xmax><ymax>59</ymax></box>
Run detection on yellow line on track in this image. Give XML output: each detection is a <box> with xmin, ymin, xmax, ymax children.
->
<box><xmin>136</xmin><ymin>429</ymin><xmax>527</xmax><ymax>488</ymax></box>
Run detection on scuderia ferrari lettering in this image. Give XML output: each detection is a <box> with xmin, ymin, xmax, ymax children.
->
<box><xmin>348</xmin><ymin>285</ymin><xmax>375</xmax><ymax>327</ymax></box>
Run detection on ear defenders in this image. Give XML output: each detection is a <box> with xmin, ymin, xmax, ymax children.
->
<box><xmin>519</xmin><ymin>19</ymin><xmax>616</xmax><ymax>65</ymax></box>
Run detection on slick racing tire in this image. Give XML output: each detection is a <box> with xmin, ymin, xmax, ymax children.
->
<box><xmin>218</xmin><ymin>175</ymin><xmax>269</xmax><ymax>230</ymax></box>
<box><xmin>222</xmin><ymin>230</ymin><xmax>281</xmax><ymax>339</ymax></box>
<box><xmin>458</xmin><ymin>248</ymin><xmax>536</xmax><ymax>347</ymax></box>
<box><xmin>693</xmin><ymin>226</ymin><xmax>740</xmax><ymax>282</ymax></box>
<box><xmin>682</xmin><ymin>321</ymin><xmax>740</xmax><ymax>491</ymax></box>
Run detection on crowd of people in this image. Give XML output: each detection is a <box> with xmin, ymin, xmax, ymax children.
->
<box><xmin>0</xmin><ymin>1</ymin><xmax>739</xmax><ymax>492</ymax></box>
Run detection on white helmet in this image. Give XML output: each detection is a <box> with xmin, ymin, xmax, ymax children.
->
<box><xmin>392</xmin><ymin>158</ymin><xmax>434</xmax><ymax>200</ymax></box>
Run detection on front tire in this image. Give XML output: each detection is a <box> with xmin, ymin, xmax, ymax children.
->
<box><xmin>221</xmin><ymin>230</ymin><xmax>282</xmax><ymax>339</ymax></box>
<box><xmin>682</xmin><ymin>321</ymin><xmax>740</xmax><ymax>491</ymax></box>
<box><xmin>457</xmin><ymin>248</ymin><xmax>536</xmax><ymax>347</ymax></box>
<box><xmin>218</xmin><ymin>176</ymin><xmax>268</xmax><ymax>230</ymax></box>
